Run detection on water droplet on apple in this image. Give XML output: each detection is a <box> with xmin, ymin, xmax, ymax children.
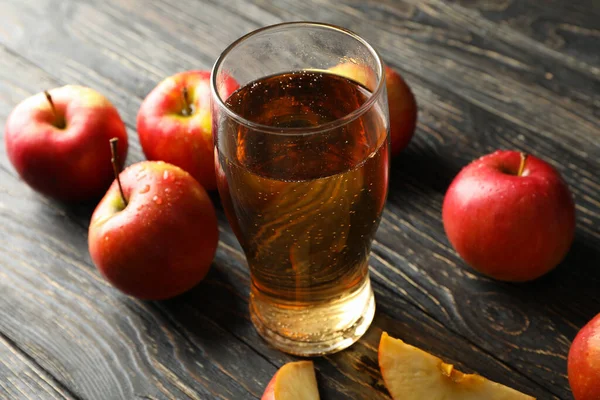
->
<box><xmin>139</xmin><ymin>185</ymin><xmax>150</xmax><ymax>194</ymax></box>
<box><xmin>164</xmin><ymin>188</ymin><xmax>170</xmax><ymax>193</ymax></box>
<box><xmin>104</xmin><ymin>236</ymin><xmax>109</xmax><ymax>241</ymax></box>
<box><xmin>153</xmin><ymin>195</ymin><xmax>162</xmax><ymax>205</ymax></box>
<box><xmin>163</xmin><ymin>170</ymin><xmax>170</xmax><ymax>180</ymax></box>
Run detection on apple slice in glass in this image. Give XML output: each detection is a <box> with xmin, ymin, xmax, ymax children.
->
<box><xmin>379</xmin><ymin>332</ymin><xmax>535</xmax><ymax>400</ymax></box>
<box><xmin>261</xmin><ymin>361</ymin><xmax>320</xmax><ymax>400</ymax></box>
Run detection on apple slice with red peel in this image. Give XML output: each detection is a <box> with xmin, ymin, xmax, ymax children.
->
<box><xmin>261</xmin><ymin>361</ymin><xmax>320</xmax><ymax>400</ymax></box>
<box><xmin>568</xmin><ymin>313</ymin><xmax>600</xmax><ymax>400</ymax></box>
<box><xmin>379</xmin><ymin>332</ymin><xmax>534</xmax><ymax>400</ymax></box>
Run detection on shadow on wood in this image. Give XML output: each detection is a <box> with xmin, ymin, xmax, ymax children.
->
<box><xmin>159</xmin><ymin>266</ymin><xmax>251</xmax><ymax>338</ymax></box>
<box><xmin>389</xmin><ymin>147</ymin><xmax>462</xmax><ymax>197</ymax></box>
<box><xmin>528</xmin><ymin>232</ymin><xmax>600</xmax><ymax>325</ymax></box>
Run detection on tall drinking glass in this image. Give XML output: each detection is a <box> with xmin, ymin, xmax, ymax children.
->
<box><xmin>211</xmin><ymin>22</ymin><xmax>389</xmax><ymax>356</ymax></box>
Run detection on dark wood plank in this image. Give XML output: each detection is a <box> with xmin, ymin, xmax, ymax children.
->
<box><xmin>0</xmin><ymin>0</ymin><xmax>598</xmax><ymax>399</ymax></box>
<box><xmin>202</xmin><ymin>216</ymin><xmax>559</xmax><ymax>398</ymax></box>
<box><xmin>0</xmin><ymin>22</ymin><xmax>558</xmax><ymax>400</ymax></box>
<box><xmin>0</xmin><ymin>162</ymin><xmax>556</xmax><ymax>400</ymax></box>
<box><xmin>245</xmin><ymin>0</ymin><xmax>599</xmax><ymax>145</ymax></box>
<box><xmin>0</xmin><ymin>333</ymin><xmax>75</xmax><ymax>400</ymax></box>
<box><xmin>0</xmin><ymin>184</ymin><xmax>272</xmax><ymax>400</ymax></box>
<box><xmin>206</xmin><ymin>2</ymin><xmax>600</xmax><ymax>398</ymax></box>
<box><xmin>0</xmin><ymin>36</ymin><xmax>404</xmax><ymax>400</ymax></box>
<box><xmin>450</xmin><ymin>0</ymin><xmax>600</xmax><ymax>69</ymax></box>
<box><xmin>123</xmin><ymin>0</ymin><xmax>600</xmax><ymax>397</ymax></box>
<box><xmin>0</xmin><ymin>46</ymin><xmax>277</xmax><ymax>400</ymax></box>
<box><xmin>0</xmin><ymin>119</ymin><xmax>557</xmax><ymax>400</ymax></box>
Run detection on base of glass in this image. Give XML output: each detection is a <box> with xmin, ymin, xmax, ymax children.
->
<box><xmin>249</xmin><ymin>277</ymin><xmax>375</xmax><ymax>356</ymax></box>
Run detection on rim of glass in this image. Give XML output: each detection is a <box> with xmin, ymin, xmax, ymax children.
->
<box><xmin>210</xmin><ymin>21</ymin><xmax>385</xmax><ymax>135</ymax></box>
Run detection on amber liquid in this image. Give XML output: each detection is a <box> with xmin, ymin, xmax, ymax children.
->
<box><xmin>216</xmin><ymin>71</ymin><xmax>388</xmax><ymax>355</ymax></box>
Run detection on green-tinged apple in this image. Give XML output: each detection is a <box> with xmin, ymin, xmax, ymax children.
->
<box><xmin>261</xmin><ymin>361</ymin><xmax>320</xmax><ymax>400</ymax></box>
<box><xmin>379</xmin><ymin>332</ymin><xmax>534</xmax><ymax>399</ymax></box>
<box><xmin>88</xmin><ymin>143</ymin><xmax>218</xmax><ymax>300</ymax></box>
<box><xmin>4</xmin><ymin>85</ymin><xmax>127</xmax><ymax>201</ymax></box>
<box><xmin>328</xmin><ymin>62</ymin><xmax>378</xmax><ymax>89</ymax></box>
<box><xmin>568</xmin><ymin>313</ymin><xmax>600</xmax><ymax>400</ymax></box>
<box><xmin>442</xmin><ymin>150</ymin><xmax>575</xmax><ymax>281</ymax></box>
<box><xmin>137</xmin><ymin>70</ymin><xmax>238</xmax><ymax>190</ymax></box>
<box><xmin>328</xmin><ymin>63</ymin><xmax>417</xmax><ymax>156</ymax></box>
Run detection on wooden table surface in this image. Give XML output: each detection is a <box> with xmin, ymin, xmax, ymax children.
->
<box><xmin>1</xmin><ymin>0</ymin><xmax>599</xmax><ymax>399</ymax></box>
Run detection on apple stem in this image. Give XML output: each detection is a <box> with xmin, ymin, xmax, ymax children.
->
<box><xmin>517</xmin><ymin>152</ymin><xmax>528</xmax><ymax>176</ymax></box>
<box><xmin>44</xmin><ymin>90</ymin><xmax>57</xmax><ymax>119</ymax></box>
<box><xmin>109</xmin><ymin>138</ymin><xmax>128</xmax><ymax>207</ymax></box>
<box><xmin>182</xmin><ymin>86</ymin><xmax>193</xmax><ymax>116</ymax></box>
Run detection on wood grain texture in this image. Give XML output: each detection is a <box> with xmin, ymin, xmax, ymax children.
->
<box><xmin>0</xmin><ymin>0</ymin><xmax>598</xmax><ymax>399</ymax></box>
<box><xmin>0</xmin><ymin>333</ymin><xmax>76</xmax><ymax>400</ymax></box>
<box><xmin>451</xmin><ymin>0</ymin><xmax>600</xmax><ymax>68</ymax></box>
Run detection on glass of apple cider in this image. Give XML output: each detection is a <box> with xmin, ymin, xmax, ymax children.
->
<box><xmin>211</xmin><ymin>22</ymin><xmax>389</xmax><ymax>356</ymax></box>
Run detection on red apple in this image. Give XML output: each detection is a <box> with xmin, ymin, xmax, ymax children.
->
<box><xmin>88</xmin><ymin>158</ymin><xmax>219</xmax><ymax>300</ymax></box>
<box><xmin>442</xmin><ymin>150</ymin><xmax>575</xmax><ymax>281</ymax></box>
<box><xmin>137</xmin><ymin>70</ymin><xmax>238</xmax><ymax>190</ymax></box>
<box><xmin>385</xmin><ymin>66</ymin><xmax>417</xmax><ymax>156</ymax></box>
<box><xmin>4</xmin><ymin>85</ymin><xmax>127</xmax><ymax>201</ymax></box>
<box><xmin>261</xmin><ymin>361</ymin><xmax>320</xmax><ymax>400</ymax></box>
<box><xmin>568</xmin><ymin>313</ymin><xmax>600</xmax><ymax>400</ymax></box>
<box><xmin>328</xmin><ymin>63</ymin><xmax>417</xmax><ymax>156</ymax></box>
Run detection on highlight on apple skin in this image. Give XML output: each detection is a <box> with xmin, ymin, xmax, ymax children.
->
<box><xmin>261</xmin><ymin>361</ymin><xmax>320</xmax><ymax>400</ymax></box>
<box><xmin>88</xmin><ymin>160</ymin><xmax>219</xmax><ymax>300</ymax></box>
<box><xmin>4</xmin><ymin>85</ymin><xmax>128</xmax><ymax>202</ymax></box>
<box><xmin>442</xmin><ymin>150</ymin><xmax>575</xmax><ymax>282</ymax></box>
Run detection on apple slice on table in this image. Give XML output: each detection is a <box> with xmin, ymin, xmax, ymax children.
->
<box><xmin>262</xmin><ymin>361</ymin><xmax>320</xmax><ymax>400</ymax></box>
<box><xmin>568</xmin><ymin>313</ymin><xmax>600</xmax><ymax>400</ymax></box>
<box><xmin>379</xmin><ymin>332</ymin><xmax>534</xmax><ymax>400</ymax></box>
